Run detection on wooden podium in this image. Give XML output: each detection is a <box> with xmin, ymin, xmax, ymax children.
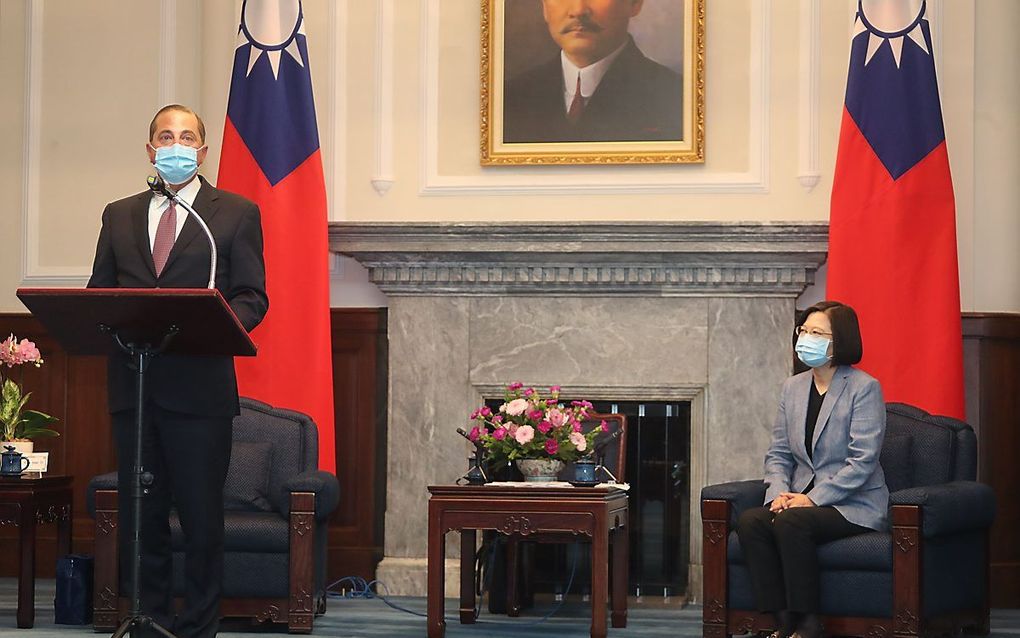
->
<box><xmin>16</xmin><ymin>287</ymin><xmax>256</xmax><ymax>638</ymax></box>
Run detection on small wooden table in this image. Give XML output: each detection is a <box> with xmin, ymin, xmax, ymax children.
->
<box><xmin>427</xmin><ymin>484</ymin><xmax>628</xmax><ymax>638</ymax></box>
<box><xmin>0</xmin><ymin>475</ymin><xmax>74</xmax><ymax>628</ymax></box>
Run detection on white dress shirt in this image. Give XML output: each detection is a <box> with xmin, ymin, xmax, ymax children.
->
<box><xmin>559</xmin><ymin>39</ymin><xmax>629</xmax><ymax>113</ymax></box>
<box><xmin>147</xmin><ymin>176</ymin><xmax>201</xmax><ymax>252</ymax></box>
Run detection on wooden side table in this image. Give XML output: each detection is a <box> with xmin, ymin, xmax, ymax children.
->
<box><xmin>427</xmin><ymin>484</ymin><xmax>628</xmax><ymax>638</ymax></box>
<box><xmin>0</xmin><ymin>475</ymin><xmax>74</xmax><ymax>628</ymax></box>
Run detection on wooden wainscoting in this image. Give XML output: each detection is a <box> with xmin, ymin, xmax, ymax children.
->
<box><xmin>963</xmin><ymin>312</ymin><xmax>1020</xmax><ymax>608</ymax></box>
<box><xmin>0</xmin><ymin>309</ymin><xmax>387</xmax><ymax>584</ymax></box>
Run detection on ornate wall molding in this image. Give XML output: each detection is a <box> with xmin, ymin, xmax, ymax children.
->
<box><xmin>798</xmin><ymin>0</ymin><xmax>821</xmax><ymax>192</ymax></box>
<box><xmin>332</xmin><ymin>221</ymin><xmax>827</xmax><ymax>297</ymax></box>
<box><xmin>372</xmin><ymin>0</ymin><xmax>394</xmax><ymax>195</ymax></box>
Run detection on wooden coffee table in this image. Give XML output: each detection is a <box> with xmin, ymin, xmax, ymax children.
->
<box><xmin>427</xmin><ymin>484</ymin><xmax>628</xmax><ymax>638</ymax></box>
<box><xmin>0</xmin><ymin>475</ymin><xmax>73</xmax><ymax>628</ymax></box>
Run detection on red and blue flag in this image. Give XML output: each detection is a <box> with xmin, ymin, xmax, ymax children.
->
<box><xmin>218</xmin><ymin>0</ymin><xmax>335</xmax><ymax>470</ymax></box>
<box><xmin>827</xmin><ymin>0</ymin><xmax>964</xmax><ymax>418</ymax></box>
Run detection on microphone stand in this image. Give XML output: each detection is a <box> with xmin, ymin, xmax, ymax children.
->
<box><xmin>455</xmin><ymin>428</ymin><xmax>489</xmax><ymax>485</ymax></box>
<box><xmin>592</xmin><ymin>428</ymin><xmax>623</xmax><ymax>484</ymax></box>
<box><xmin>147</xmin><ymin>175</ymin><xmax>217</xmax><ymax>289</ymax></box>
<box><xmin>100</xmin><ymin>323</ymin><xmax>179</xmax><ymax>638</ymax></box>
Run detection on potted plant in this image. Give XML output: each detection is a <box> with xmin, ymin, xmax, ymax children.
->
<box><xmin>0</xmin><ymin>334</ymin><xmax>59</xmax><ymax>454</ymax></box>
<box><xmin>467</xmin><ymin>382</ymin><xmax>607</xmax><ymax>482</ymax></box>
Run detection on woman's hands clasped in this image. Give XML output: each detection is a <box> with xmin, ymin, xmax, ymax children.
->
<box><xmin>769</xmin><ymin>492</ymin><xmax>816</xmax><ymax>512</ymax></box>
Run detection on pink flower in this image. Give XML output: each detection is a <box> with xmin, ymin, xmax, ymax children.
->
<box><xmin>600</xmin><ymin>420</ymin><xmax>609</xmax><ymax>432</ymax></box>
<box><xmin>573</xmin><ymin>422</ymin><xmax>582</xmax><ymax>432</ymax></box>
<box><xmin>480</xmin><ymin>406</ymin><xmax>492</xmax><ymax>417</ymax></box>
<box><xmin>515</xmin><ymin>425</ymin><xmax>535</xmax><ymax>444</ymax></box>
<box><xmin>550</xmin><ymin>385</ymin><xmax>561</xmax><ymax>394</ymax></box>
<box><xmin>508</xmin><ymin>424</ymin><xmax>519</xmax><ymax>436</ymax></box>
<box><xmin>537</xmin><ymin>420</ymin><xmax>552</xmax><ymax>434</ymax></box>
<box><xmin>508</xmin><ymin>382</ymin><xmax>524</xmax><ymax>391</ymax></box>
<box><xmin>545</xmin><ymin>439</ymin><xmax>559</xmax><ymax>455</ymax></box>
<box><xmin>503</xmin><ymin>398</ymin><xmax>529</xmax><ymax>416</ymax></box>
<box><xmin>527</xmin><ymin>409</ymin><xmax>544</xmax><ymax>421</ymax></box>
<box><xmin>569</xmin><ymin>431</ymin><xmax>587</xmax><ymax>452</ymax></box>
<box><xmin>470</xmin><ymin>408</ymin><xmax>480</xmax><ymax>419</ymax></box>
<box><xmin>546</xmin><ymin>408</ymin><xmax>566</xmax><ymax>427</ymax></box>
<box><xmin>492</xmin><ymin>428</ymin><xmax>506</xmax><ymax>441</ymax></box>
<box><xmin>492</xmin><ymin>415</ymin><xmax>503</xmax><ymax>424</ymax></box>
<box><xmin>523</xmin><ymin>387</ymin><xmax>535</xmax><ymax>397</ymax></box>
<box><xmin>546</xmin><ymin>399</ymin><xmax>557</xmax><ymax>407</ymax></box>
<box><xmin>468</xmin><ymin>426</ymin><xmax>480</xmax><ymax>442</ymax></box>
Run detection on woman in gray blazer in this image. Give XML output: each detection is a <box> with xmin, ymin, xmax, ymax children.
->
<box><xmin>736</xmin><ymin>301</ymin><xmax>888</xmax><ymax>638</ymax></box>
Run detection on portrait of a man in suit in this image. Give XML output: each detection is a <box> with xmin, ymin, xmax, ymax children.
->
<box><xmin>502</xmin><ymin>0</ymin><xmax>684</xmax><ymax>144</ymax></box>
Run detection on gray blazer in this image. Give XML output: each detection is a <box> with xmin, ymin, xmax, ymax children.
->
<box><xmin>763</xmin><ymin>366</ymin><xmax>889</xmax><ymax>531</ymax></box>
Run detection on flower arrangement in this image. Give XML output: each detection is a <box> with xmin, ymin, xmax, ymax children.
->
<box><xmin>0</xmin><ymin>335</ymin><xmax>59</xmax><ymax>442</ymax></box>
<box><xmin>467</xmin><ymin>382</ymin><xmax>607</xmax><ymax>463</ymax></box>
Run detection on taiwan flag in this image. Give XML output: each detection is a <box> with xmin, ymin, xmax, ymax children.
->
<box><xmin>218</xmin><ymin>0</ymin><xmax>335</xmax><ymax>470</ymax></box>
<box><xmin>827</xmin><ymin>0</ymin><xmax>964</xmax><ymax>419</ymax></box>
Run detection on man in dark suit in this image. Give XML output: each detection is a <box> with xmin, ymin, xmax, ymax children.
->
<box><xmin>88</xmin><ymin>104</ymin><xmax>268</xmax><ymax>638</ymax></box>
<box><xmin>503</xmin><ymin>0</ymin><xmax>682</xmax><ymax>143</ymax></box>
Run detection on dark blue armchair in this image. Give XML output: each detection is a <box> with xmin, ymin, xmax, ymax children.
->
<box><xmin>701</xmin><ymin>402</ymin><xmax>995</xmax><ymax>637</ymax></box>
<box><xmin>88</xmin><ymin>397</ymin><xmax>340</xmax><ymax>633</ymax></box>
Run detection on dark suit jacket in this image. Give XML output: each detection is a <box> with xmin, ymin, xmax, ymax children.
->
<box><xmin>87</xmin><ymin>176</ymin><xmax>269</xmax><ymax>417</ymax></box>
<box><xmin>763</xmin><ymin>366</ymin><xmax>889</xmax><ymax>531</ymax></box>
<box><xmin>503</xmin><ymin>37</ymin><xmax>683</xmax><ymax>143</ymax></box>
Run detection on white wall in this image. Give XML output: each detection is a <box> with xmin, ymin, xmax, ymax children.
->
<box><xmin>1</xmin><ymin>0</ymin><xmax>1016</xmax><ymax>311</ymax></box>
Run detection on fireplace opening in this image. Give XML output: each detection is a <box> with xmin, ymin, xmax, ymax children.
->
<box><xmin>483</xmin><ymin>399</ymin><xmax>692</xmax><ymax>605</ymax></box>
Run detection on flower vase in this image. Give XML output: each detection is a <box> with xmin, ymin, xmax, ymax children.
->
<box><xmin>515</xmin><ymin>458</ymin><xmax>564</xmax><ymax>482</ymax></box>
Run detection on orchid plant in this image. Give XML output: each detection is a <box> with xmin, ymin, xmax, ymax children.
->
<box><xmin>467</xmin><ymin>383</ymin><xmax>607</xmax><ymax>463</ymax></box>
<box><xmin>0</xmin><ymin>335</ymin><xmax>59</xmax><ymax>442</ymax></box>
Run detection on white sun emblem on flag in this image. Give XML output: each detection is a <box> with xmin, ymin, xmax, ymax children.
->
<box><xmin>236</xmin><ymin>0</ymin><xmax>305</xmax><ymax>80</ymax></box>
<box><xmin>854</xmin><ymin>0</ymin><xmax>930</xmax><ymax>68</ymax></box>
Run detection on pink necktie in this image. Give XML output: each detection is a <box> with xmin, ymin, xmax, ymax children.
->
<box><xmin>567</xmin><ymin>74</ymin><xmax>584</xmax><ymax>124</ymax></box>
<box><xmin>152</xmin><ymin>201</ymin><xmax>177</xmax><ymax>277</ymax></box>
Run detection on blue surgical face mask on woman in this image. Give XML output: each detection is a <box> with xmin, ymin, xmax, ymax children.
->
<box><xmin>150</xmin><ymin>143</ymin><xmax>202</xmax><ymax>184</ymax></box>
<box><xmin>795</xmin><ymin>333</ymin><xmax>833</xmax><ymax>368</ymax></box>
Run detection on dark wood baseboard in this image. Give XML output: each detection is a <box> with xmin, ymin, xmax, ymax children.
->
<box><xmin>963</xmin><ymin>312</ymin><xmax>1020</xmax><ymax>608</ymax></box>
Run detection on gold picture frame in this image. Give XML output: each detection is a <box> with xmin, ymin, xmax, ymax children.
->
<box><xmin>481</xmin><ymin>0</ymin><xmax>705</xmax><ymax>165</ymax></box>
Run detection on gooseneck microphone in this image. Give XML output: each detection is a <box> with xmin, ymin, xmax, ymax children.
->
<box><xmin>147</xmin><ymin>175</ymin><xmax>217</xmax><ymax>289</ymax></box>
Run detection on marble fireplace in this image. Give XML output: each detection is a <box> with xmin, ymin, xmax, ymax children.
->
<box><xmin>332</xmin><ymin>221</ymin><xmax>828</xmax><ymax>600</ymax></box>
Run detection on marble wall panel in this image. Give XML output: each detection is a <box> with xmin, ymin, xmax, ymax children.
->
<box><xmin>705</xmin><ymin>297</ymin><xmax>795</xmax><ymax>485</ymax></box>
<box><xmin>384</xmin><ymin>296</ymin><xmax>472</xmax><ymax>559</ymax></box>
<box><xmin>468</xmin><ymin>297</ymin><xmax>710</xmax><ymax>387</ymax></box>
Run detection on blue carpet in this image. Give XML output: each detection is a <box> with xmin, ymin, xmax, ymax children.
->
<box><xmin>0</xmin><ymin>580</ymin><xmax>1017</xmax><ymax>637</ymax></box>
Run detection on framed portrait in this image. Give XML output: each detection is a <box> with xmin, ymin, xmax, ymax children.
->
<box><xmin>481</xmin><ymin>0</ymin><xmax>705</xmax><ymax>165</ymax></box>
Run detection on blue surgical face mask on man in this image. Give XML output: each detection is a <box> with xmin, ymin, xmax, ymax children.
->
<box><xmin>795</xmin><ymin>333</ymin><xmax>833</xmax><ymax>368</ymax></box>
<box><xmin>150</xmin><ymin>143</ymin><xmax>202</xmax><ymax>185</ymax></box>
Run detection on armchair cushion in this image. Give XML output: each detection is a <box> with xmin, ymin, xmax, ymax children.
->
<box><xmin>890</xmin><ymin>480</ymin><xmax>997</xmax><ymax>537</ymax></box>
<box><xmin>278</xmin><ymin>470</ymin><xmax>341</xmax><ymax>522</ymax></box>
<box><xmin>879</xmin><ymin>434</ymin><xmax>914</xmax><ymax>493</ymax></box>
<box><xmin>701</xmin><ymin>479</ymin><xmax>766</xmax><ymax>526</ymax></box>
<box><xmin>169</xmin><ymin>511</ymin><xmax>290</xmax><ymax>552</ymax></box>
<box><xmin>728</xmin><ymin>530</ymin><xmax>892</xmax><ymax>571</ymax></box>
<box><xmin>224</xmin><ymin>441</ymin><xmax>273</xmax><ymax>511</ymax></box>
<box><xmin>86</xmin><ymin>471</ymin><xmax>118</xmax><ymax>516</ymax></box>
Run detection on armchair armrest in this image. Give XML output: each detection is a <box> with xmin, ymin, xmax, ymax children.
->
<box><xmin>701</xmin><ymin>479</ymin><xmax>766</xmax><ymax>525</ymax></box>
<box><xmin>890</xmin><ymin>480</ymin><xmax>996</xmax><ymax>537</ymax></box>
<box><xmin>86</xmin><ymin>472</ymin><xmax>119</xmax><ymax>517</ymax></box>
<box><xmin>277</xmin><ymin>470</ymin><xmax>340</xmax><ymax>522</ymax></box>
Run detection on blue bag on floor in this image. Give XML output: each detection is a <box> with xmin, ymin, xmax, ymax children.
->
<box><xmin>54</xmin><ymin>554</ymin><xmax>93</xmax><ymax>625</ymax></box>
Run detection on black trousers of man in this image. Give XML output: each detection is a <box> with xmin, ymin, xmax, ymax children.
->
<box><xmin>735</xmin><ymin>506</ymin><xmax>869</xmax><ymax>613</ymax></box>
<box><xmin>113</xmin><ymin>403</ymin><xmax>232</xmax><ymax>638</ymax></box>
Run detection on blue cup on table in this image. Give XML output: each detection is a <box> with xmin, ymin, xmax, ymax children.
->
<box><xmin>1</xmin><ymin>446</ymin><xmax>31</xmax><ymax>476</ymax></box>
<box><xmin>574</xmin><ymin>457</ymin><xmax>596</xmax><ymax>483</ymax></box>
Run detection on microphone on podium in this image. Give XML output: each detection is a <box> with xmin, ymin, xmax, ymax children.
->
<box><xmin>147</xmin><ymin>175</ymin><xmax>218</xmax><ymax>289</ymax></box>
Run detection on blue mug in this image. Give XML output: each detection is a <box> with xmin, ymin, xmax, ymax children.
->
<box><xmin>574</xmin><ymin>458</ymin><xmax>597</xmax><ymax>483</ymax></box>
<box><xmin>0</xmin><ymin>446</ymin><xmax>31</xmax><ymax>476</ymax></box>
